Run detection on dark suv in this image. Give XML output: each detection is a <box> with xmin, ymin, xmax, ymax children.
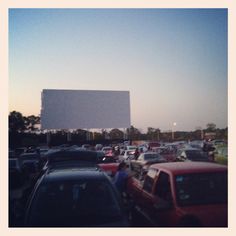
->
<box><xmin>24</xmin><ymin>167</ymin><xmax>129</xmax><ymax>227</ymax></box>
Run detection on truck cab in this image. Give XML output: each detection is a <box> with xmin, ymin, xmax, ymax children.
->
<box><xmin>127</xmin><ymin>162</ymin><xmax>227</xmax><ymax>227</ymax></box>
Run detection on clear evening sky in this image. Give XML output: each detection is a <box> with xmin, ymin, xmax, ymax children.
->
<box><xmin>9</xmin><ymin>8</ymin><xmax>227</xmax><ymax>132</ymax></box>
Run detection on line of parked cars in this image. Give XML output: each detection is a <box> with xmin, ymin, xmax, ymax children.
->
<box><xmin>9</xmin><ymin>139</ymin><xmax>228</xmax><ymax>227</ymax></box>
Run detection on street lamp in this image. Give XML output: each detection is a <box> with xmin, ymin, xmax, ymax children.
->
<box><xmin>172</xmin><ymin>122</ymin><xmax>177</xmax><ymax>140</ymax></box>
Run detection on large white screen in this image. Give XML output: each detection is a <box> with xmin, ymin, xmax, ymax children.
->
<box><xmin>41</xmin><ymin>89</ymin><xmax>131</xmax><ymax>130</ymax></box>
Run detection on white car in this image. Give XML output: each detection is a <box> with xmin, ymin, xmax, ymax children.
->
<box><xmin>119</xmin><ymin>150</ymin><xmax>135</xmax><ymax>162</ymax></box>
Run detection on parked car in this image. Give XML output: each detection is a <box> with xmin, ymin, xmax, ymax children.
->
<box><xmin>14</xmin><ymin>147</ymin><xmax>27</xmax><ymax>156</ymax></box>
<box><xmin>130</xmin><ymin>152</ymin><xmax>166</xmax><ymax>175</ymax></box>
<box><xmin>214</xmin><ymin>145</ymin><xmax>228</xmax><ymax>165</ymax></box>
<box><xmin>38</xmin><ymin>147</ymin><xmax>50</xmax><ymax>156</ymax></box>
<box><xmin>19</xmin><ymin>153</ymin><xmax>41</xmax><ymax>178</ymax></box>
<box><xmin>176</xmin><ymin>148</ymin><xmax>210</xmax><ymax>162</ymax></box>
<box><xmin>81</xmin><ymin>144</ymin><xmax>92</xmax><ymax>150</ymax></box>
<box><xmin>152</xmin><ymin>147</ymin><xmax>176</xmax><ymax>162</ymax></box>
<box><xmin>9</xmin><ymin>158</ymin><xmax>26</xmax><ymax>189</ymax></box>
<box><xmin>127</xmin><ymin>162</ymin><xmax>227</xmax><ymax>227</ymax></box>
<box><xmin>95</xmin><ymin>144</ymin><xmax>103</xmax><ymax>151</ymax></box>
<box><xmin>42</xmin><ymin>149</ymin><xmax>99</xmax><ymax>169</ymax></box>
<box><xmin>119</xmin><ymin>150</ymin><xmax>135</xmax><ymax>162</ymax></box>
<box><xmin>96</xmin><ymin>151</ymin><xmax>119</xmax><ymax>177</ymax></box>
<box><xmin>211</xmin><ymin>139</ymin><xmax>226</xmax><ymax>147</ymax></box>
<box><xmin>42</xmin><ymin>149</ymin><xmax>119</xmax><ymax>179</ymax></box>
<box><xmin>189</xmin><ymin>140</ymin><xmax>204</xmax><ymax>149</ymax></box>
<box><xmin>146</xmin><ymin>142</ymin><xmax>161</xmax><ymax>150</ymax></box>
<box><xmin>125</xmin><ymin>145</ymin><xmax>137</xmax><ymax>151</ymax></box>
<box><xmin>24</xmin><ymin>168</ymin><xmax>129</xmax><ymax>227</ymax></box>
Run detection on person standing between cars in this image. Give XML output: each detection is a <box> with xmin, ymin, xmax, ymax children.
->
<box><xmin>134</xmin><ymin>148</ymin><xmax>140</xmax><ymax>160</ymax></box>
<box><xmin>113</xmin><ymin>162</ymin><xmax>129</xmax><ymax>196</ymax></box>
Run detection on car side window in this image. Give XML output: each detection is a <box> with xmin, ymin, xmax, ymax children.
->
<box><xmin>143</xmin><ymin>169</ymin><xmax>157</xmax><ymax>193</ymax></box>
<box><xmin>143</xmin><ymin>175</ymin><xmax>154</xmax><ymax>193</ymax></box>
<box><xmin>154</xmin><ymin>172</ymin><xmax>172</xmax><ymax>202</ymax></box>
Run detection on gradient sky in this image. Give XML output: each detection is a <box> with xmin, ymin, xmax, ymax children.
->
<box><xmin>9</xmin><ymin>8</ymin><xmax>227</xmax><ymax>132</ymax></box>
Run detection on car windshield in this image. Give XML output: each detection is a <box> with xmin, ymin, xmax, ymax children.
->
<box><xmin>143</xmin><ymin>153</ymin><xmax>160</xmax><ymax>160</ymax></box>
<box><xmin>185</xmin><ymin>150</ymin><xmax>208</xmax><ymax>160</ymax></box>
<box><xmin>175</xmin><ymin>171</ymin><xmax>227</xmax><ymax>206</ymax></box>
<box><xmin>27</xmin><ymin>179</ymin><xmax>123</xmax><ymax>226</ymax></box>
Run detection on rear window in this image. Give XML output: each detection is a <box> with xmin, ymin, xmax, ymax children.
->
<box><xmin>27</xmin><ymin>179</ymin><xmax>122</xmax><ymax>226</ymax></box>
<box><xmin>185</xmin><ymin>150</ymin><xmax>208</xmax><ymax>160</ymax></box>
<box><xmin>103</xmin><ymin>147</ymin><xmax>112</xmax><ymax>151</ymax></box>
<box><xmin>175</xmin><ymin>171</ymin><xmax>227</xmax><ymax>206</ymax></box>
<box><xmin>144</xmin><ymin>154</ymin><xmax>160</xmax><ymax>160</ymax></box>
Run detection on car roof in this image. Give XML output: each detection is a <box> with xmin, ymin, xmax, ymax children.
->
<box><xmin>150</xmin><ymin>162</ymin><xmax>227</xmax><ymax>175</ymax></box>
<box><xmin>142</xmin><ymin>152</ymin><xmax>160</xmax><ymax>155</ymax></box>
<box><xmin>179</xmin><ymin>147</ymin><xmax>202</xmax><ymax>151</ymax></box>
<box><xmin>47</xmin><ymin>160</ymin><xmax>99</xmax><ymax>169</ymax></box>
<box><xmin>44</xmin><ymin>149</ymin><xmax>98</xmax><ymax>163</ymax></box>
<box><xmin>20</xmin><ymin>153</ymin><xmax>40</xmax><ymax>158</ymax></box>
<box><xmin>43</xmin><ymin>168</ymin><xmax>108</xmax><ymax>182</ymax></box>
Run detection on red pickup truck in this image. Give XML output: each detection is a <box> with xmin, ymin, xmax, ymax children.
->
<box><xmin>127</xmin><ymin>162</ymin><xmax>227</xmax><ymax>227</ymax></box>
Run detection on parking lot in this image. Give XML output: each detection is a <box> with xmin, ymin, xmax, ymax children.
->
<box><xmin>9</xmin><ymin>140</ymin><xmax>228</xmax><ymax>227</ymax></box>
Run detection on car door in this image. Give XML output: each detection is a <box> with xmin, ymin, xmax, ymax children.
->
<box><xmin>141</xmin><ymin>170</ymin><xmax>175</xmax><ymax>226</ymax></box>
<box><xmin>127</xmin><ymin>175</ymin><xmax>144</xmax><ymax>204</ymax></box>
<box><xmin>138</xmin><ymin>169</ymin><xmax>158</xmax><ymax>225</ymax></box>
<box><xmin>152</xmin><ymin>171</ymin><xmax>175</xmax><ymax>226</ymax></box>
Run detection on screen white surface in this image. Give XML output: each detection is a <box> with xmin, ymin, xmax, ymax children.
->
<box><xmin>41</xmin><ymin>89</ymin><xmax>131</xmax><ymax>130</ymax></box>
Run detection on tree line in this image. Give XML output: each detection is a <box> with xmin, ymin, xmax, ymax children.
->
<box><xmin>9</xmin><ymin>111</ymin><xmax>227</xmax><ymax>148</ymax></box>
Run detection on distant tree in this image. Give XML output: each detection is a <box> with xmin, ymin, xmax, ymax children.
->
<box><xmin>194</xmin><ymin>127</ymin><xmax>204</xmax><ymax>140</ymax></box>
<box><xmin>147</xmin><ymin>127</ymin><xmax>155</xmax><ymax>140</ymax></box>
<box><xmin>93</xmin><ymin>132</ymin><xmax>103</xmax><ymax>141</ymax></box>
<box><xmin>127</xmin><ymin>125</ymin><xmax>141</xmax><ymax>140</ymax></box>
<box><xmin>9</xmin><ymin>111</ymin><xmax>26</xmax><ymax>133</ymax></box>
<box><xmin>25</xmin><ymin>115</ymin><xmax>40</xmax><ymax>132</ymax></box>
<box><xmin>101</xmin><ymin>129</ymin><xmax>110</xmax><ymax>139</ymax></box>
<box><xmin>215</xmin><ymin>127</ymin><xmax>228</xmax><ymax>140</ymax></box>
<box><xmin>206</xmin><ymin>123</ymin><xmax>216</xmax><ymax>132</ymax></box>
<box><xmin>146</xmin><ymin>127</ymin><xmax>161</xmax><ymax>141</ymax></box>
<box><xmin>109</xmin><ymin>128</ymin><xmax>124</xmax><ymax>140</ymax></box>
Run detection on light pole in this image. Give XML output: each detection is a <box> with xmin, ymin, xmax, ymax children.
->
<box><xmin>172</xmin><ymin>122</ymin><xmax>177</xmax><ymax>140</ymax></box>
